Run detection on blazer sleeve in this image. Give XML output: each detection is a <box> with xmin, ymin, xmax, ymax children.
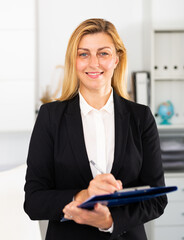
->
<box><xmin>24</xmin><ymin>104</ymin><xmax>81</xmax><ymax>221</ymax></box>
<box><xmin>109</xmin><ymin>106</ymin><xmax>168</xmax><ymax>240</ymax></box>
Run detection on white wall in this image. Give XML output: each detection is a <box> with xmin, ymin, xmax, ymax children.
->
<box><xmin>0</xmin><ymin>0</ymin><xmax>35</xmax><ymax>171</ymax></box>
<box><xmin>0</xmin><ymin>0</ymin><xmax>35</xmax><ymax>131</ymax></box>
<box><xmin>152</xmin><ymin>0</ymin><xmax>184</xmax><ymax>29</ymax></box>
<box><xmin>0</xmin><ymin>132</ymin><xmax>31</xmax><ymax>171</ymax></box>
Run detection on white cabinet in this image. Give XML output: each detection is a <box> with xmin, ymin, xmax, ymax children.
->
<box><xmin>151</xmin><ymin>30</ymin><xmax>184</xmax><ymax>130</ymax></box>
<box><xmin>148</xmin><ymin>173</ymin><xmax>184</xmax><ymax>240</ymax></box>
<box><xmin>154</xmin><ymin>227</ymin><xmax>184</xmax><ymax>240</ymax></box>
<box><xmin>147</xmin><ymin>29</ymin><xmax>184</xmax><ymax>240</ymax></box>
<box><xmin>0</xmin><ymin>0</ymin><xmax>36</xmax><ymax>131</ymax></box>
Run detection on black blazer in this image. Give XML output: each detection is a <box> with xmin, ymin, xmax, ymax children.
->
<box><xmin>24</xmin><ymin>92</ymin><xmax>167</xmax><ymax>240</ymax></box>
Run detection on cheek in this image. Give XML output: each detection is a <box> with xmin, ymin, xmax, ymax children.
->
<box><xmin>100</xmin><ymin>58</ymin><xmax>117</xmax><ymax>71</ymax></box>
<box><xmin>76</xmin><ymin>59</ymin><xmax>87</xmax><ymax>72</ymax></box>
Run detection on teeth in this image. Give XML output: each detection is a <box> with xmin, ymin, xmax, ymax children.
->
<box><xmin>87</xmin><ymin>72</ymin><xmax>102</xmax><ymax>75</ymax></box>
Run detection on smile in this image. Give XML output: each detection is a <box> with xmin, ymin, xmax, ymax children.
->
<box><xmin>86</xmin><ymin>72</ymin><xmax>103</xmax><ymax>76</ymax></box>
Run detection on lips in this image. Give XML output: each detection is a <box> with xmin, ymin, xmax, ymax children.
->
<box><xmin>85</xmin><ymin>72</ymin><xmax>104</xmax><ymax>78</ymax></box>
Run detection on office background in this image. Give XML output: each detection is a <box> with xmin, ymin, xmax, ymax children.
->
<box><xmin>0</xmin><ymin>0</ymin><xmax>184</xmax><ymax>239</ymax></box>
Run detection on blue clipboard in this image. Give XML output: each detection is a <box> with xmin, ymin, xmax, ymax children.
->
<box><xmin>78</xmin><ymin>186</ymin><xmax>177</xmax><ymax>210</ymax></box>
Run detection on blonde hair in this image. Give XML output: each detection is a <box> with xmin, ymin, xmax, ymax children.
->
<box><xmin>58</xmin><ymin>18</ymin><xmax>129</xmax><ymax>101</ymax></box>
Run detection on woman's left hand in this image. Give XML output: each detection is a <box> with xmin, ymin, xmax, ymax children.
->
<box><xmin>63</xmin><ymin>201</ymin><xmax>113</xmax><ymax>229</ymax></box>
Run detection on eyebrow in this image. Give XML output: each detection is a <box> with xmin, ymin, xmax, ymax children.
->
<box><xmin>77</xmin><ymin>47</ymin><xmax>112</xmax><ymax>51</ymax></box>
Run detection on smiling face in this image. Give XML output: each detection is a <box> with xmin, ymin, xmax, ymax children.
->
<box><xmin>76</xmin><ymin>32</ymin><xmax>119</xmax><ymax>95</ymax></box>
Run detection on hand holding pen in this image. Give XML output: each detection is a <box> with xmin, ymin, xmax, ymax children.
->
<box><xmin>78</xmin><ymin>160</ymin><xmax>122</xmax><ymax>198</ymax></box>
<box><xmin>74</xmin><ymin>160</ymin><xmax>122</xmax><ymax>203</ymax></box>
<box><xmin>89</xmin><ymin>159</ymin><xmax>122</xmax><ymax>191</ymax></box>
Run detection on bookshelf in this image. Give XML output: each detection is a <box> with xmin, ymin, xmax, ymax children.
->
<box><xmin>148</xmin><ymin>29</ymin><xmax>184</xmax><ymax>240</ymax></box>
<box><xmin>151</xmin><ymin>30</ymin><xmax>184</xmax><ymax>131</ymax></box>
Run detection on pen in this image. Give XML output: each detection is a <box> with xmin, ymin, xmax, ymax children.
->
<box><xmin>89</xmin><ymin>160</ymin><xmax>105</xmax><ymax>174</ymax></box>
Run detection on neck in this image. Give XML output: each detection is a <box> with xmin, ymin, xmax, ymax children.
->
<box><xmin>79</xmin><ymin>88</ymin><xmax>112</xmax><ymax>110</ymax></box>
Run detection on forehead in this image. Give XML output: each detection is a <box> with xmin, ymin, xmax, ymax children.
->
<box><xmin>78</xmin><ymin>32</ymin><xmax>115</xmax><ymax>50</ymax></box>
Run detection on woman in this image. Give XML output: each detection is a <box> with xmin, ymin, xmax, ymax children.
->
<box><xmin>24</xmin><ymin>18</ymin><xmax>167</xmax><ymax>240</ymax></box>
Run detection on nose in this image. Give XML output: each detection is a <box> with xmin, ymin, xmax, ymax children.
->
<box><xmin>89</xmin><ymin>55</ymin><xmax>99</xmax><ymax>67</ymax></box>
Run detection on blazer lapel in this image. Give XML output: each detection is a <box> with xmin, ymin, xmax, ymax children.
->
<box><xmin>111</xmin><ymin>93</ymin><xmax>130</xmax><ymax>177</ymax></box>
<box><xmin>65</xmin><ymin>95</ymin><xmax>93</xmax><ymax>185</ymax></box>
<box><xmin>64</xmin><ymin>93</ymin><xmax>130</xmax><ymax>183</ymax></box>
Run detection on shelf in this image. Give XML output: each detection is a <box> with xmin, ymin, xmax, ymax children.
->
<box><xmin>153</xmin><ymin>78</ymin><xmax>184</xmax><ymax>130</ymax></box>
<box><xmin>165</xmin><ymin>172</ymin><xmax>184</xmax><ymax>178</ymax></box>
<box><xmin>151</xmin><ymin>30</ymin><xmax>184</xmax><ymax>131</ymax></box>
<box><xmin>155</xmin><ymin>30</ymin><xmax>184</xmax><ymax>33</ymax></box>
<box><xmin>157</xmin><ymin>125</ymin><xmax>184</xmax><ymax>130</ymax></box>
<box><xmin>154</xmin><ymin>77</ymin><xmax>184</xmax><ymax>81</ymax></box>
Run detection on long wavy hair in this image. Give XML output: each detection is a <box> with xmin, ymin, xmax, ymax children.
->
<box><xmin>58</xmin><ymin>18</ymin><xmax>129</xmax><ymax>101</ymax></box>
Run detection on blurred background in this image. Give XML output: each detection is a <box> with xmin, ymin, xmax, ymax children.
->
<box><xmin>0</xmin><ymin>0</ymin><xmax>184</xmax><ymax>239</ymax></box>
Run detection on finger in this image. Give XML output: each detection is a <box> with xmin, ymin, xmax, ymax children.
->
<box><xmin>94</xmin><ymin>203</ymin><xmax>103</xmax><ymax>212</ymax></box>
<box><xmin>94</xmin><ymin>174</ymin><xmax>122</xmax><ymax>190</ymax></box>
<box><xmin>63</xmin><ymin>202</ymin><xmax>72</xmax><ymax>212</ymax></box>
<box><xmin>93</xmin><ymin>182</ymin><xmax>119</xmax><ymax>194</ymax></box>
<box><xmin>117</xmin><ymin>180</ymin><xmax>123</xmax><ymax>190</ymax></box>
<box><xmin>88</xmin><ymin>175</ymin><xmax>121</xmax><ymax>197</ymax></box>
<box><xmin>64</xmin><ymin>213</ymin><xmax>73</xmax><ymax>219</ymax></box>
<box><xmin>94</xmin><ymin>203</ymin><xmax>109</xmax><ymax>213</ymax></box>
<box><xmin>63</xmin><ymin>201</ymin><xmax>79</xmax><ymax>214</ymax></box>
<box><xmin>63</xmin><ymin>201</ymin><xmax>83</xmax><ymax>221</ymax></box>
<box><xmin>93</xmin><ymin>204</ymin><xmax>112</xmax><ymax>225</ymax></box>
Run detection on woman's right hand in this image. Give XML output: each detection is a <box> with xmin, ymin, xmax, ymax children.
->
<box><xmin>75</xmin><ymin>173</ymin><xmax>122</xmax><ymax>202</ymax></box>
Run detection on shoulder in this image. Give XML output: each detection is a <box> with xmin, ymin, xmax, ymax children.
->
<box><xmin>115</xmin><ymin>94</ymin><xmax>152</xmax><ymax>119</ymax></box>
<box><xmin>115</xmin><ymin>94</ymin><xmax>155</xmax><ymax>131</ymax></box>
<box><xmin>38</xmin><ymin>95</ymin><xmax>78</xmax><ymax>117</ymax></box>
<box><xmin>34</xmin><ymin>101</ymin><xmax>68</xmax><ymax>130</ymax></box>
<box><xmin>39</xmin><ymin>100</ymin><xmax>68</xmax><ymax>114</ymax></box>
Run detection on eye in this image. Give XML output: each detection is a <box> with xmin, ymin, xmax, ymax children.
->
<box><xmin>79</xmin><ymin>52</ymin><xmax>88</xmax><ymax>57</ymax></box>
<box><xmin>99</xmin><ymin>52</ymin><xmax>109</xmax><ymax>56</ymax></box>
